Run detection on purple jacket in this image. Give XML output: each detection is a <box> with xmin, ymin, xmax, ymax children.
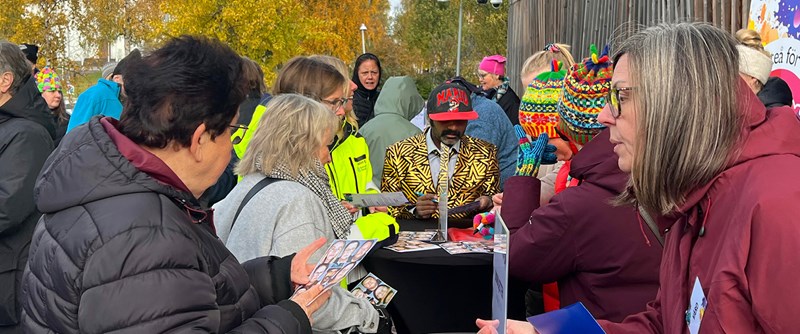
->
<box><xmin>504</xmin><ymin>129</ymin><xmax>662</xmax><ymax>322</ymax></box>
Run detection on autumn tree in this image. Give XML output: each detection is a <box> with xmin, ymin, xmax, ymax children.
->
<box><xmin>392</xmin><ymin>0</ymin><xmax>507</xmax><ymax>96</ymax></box>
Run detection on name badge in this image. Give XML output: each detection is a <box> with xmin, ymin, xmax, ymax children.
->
<box><xmin>685</xmin><ymin>277</ymin><xmax>707</xmax><ymax>334</ymax></box>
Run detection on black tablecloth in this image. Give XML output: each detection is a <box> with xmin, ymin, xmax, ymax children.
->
<box><xmin>361</xmin><ymin>219</ymin><xmax>526</xmax><ymax>334</ymax></box>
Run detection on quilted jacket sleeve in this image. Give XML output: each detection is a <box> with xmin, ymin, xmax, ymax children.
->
<box><xmin>23</xmin><ymin>212</ymin><xmax>309</xmax><ymax>334</ymax></box>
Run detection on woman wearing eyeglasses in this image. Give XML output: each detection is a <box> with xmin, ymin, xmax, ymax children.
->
<box><xmin>477</xmin><ymin>54</ymin><xmax>521</xmax><ymax>125</ymax></box>
<box><xmin>481</xmin><ymin>22</ymin><xmax>800</xmax><ymax>334</ymax></box>
<box><xmin>310</xmin><ymin>55</ymin><xmax>385</xmax><ymax>216</ymax></box>
<box><xmin>493</xmin><ymin>45</ymin><xmax>661</xmax><ymax>322</ymax></box>
<box><xmin>214</xmin><ymin>58</ymin><xmax>384</xmax><ymax>333</ymax></box>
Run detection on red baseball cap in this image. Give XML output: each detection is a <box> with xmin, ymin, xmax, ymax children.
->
<box><xmin>426</xmin><ymin>83</ymin><xmax>479</xmax><ymax>121</ymax></box>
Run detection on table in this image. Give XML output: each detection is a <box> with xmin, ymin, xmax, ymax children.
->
<box><xmin>361</xmin><ymin>219</ymin><xmax>527</xmax><ymax>334</ymax></box>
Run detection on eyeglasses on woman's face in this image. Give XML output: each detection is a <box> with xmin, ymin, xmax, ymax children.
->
<box><xmin>321</xmin><ymin>97</ymin><xmax>351</xmax><ymax>113</ymax></box>
<box><xmin>229</xmin><ymin>124</ymin><xmax>248</xmax><ymax>145</ymax></box>
<box><xmin>607</xmin><ymin>87</ymin><xmax>635</xmax><ymax>119</ymax></box>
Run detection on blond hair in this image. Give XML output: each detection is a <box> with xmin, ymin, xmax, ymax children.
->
<box><xmin>308</xmin><ymin>54</ymin><xmax>359</xmax><ymax>132</ymax></box>
<box><xmin>521</xmin><ymin>43</ymin><xmax>576</xmax><ymax>79</ymax></box>
<box><xmin>735</xmin><ymin>29</ymin><xmax>764</xmax><ymax>50</ymax></box>
<box><xmin>236</xmin><ymin>94</ymin><xmax>339</xmax><ymax>177</ymax></box>
<box><xmin>615</xmin><ymin>22</ymin><xmax>746</xmax><ymax>215</ymax></box>
<box><xmin>272</xmin><ymin>56</ymin><xmax>346</xmax><ymax>101</ymax></box>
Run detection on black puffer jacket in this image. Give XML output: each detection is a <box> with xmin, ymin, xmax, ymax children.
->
<box><xmin>0</xmin><ymin>75</ymin><xmax>55</xmax><ymax>330</ymax></box>
<box><xmin>20</xmin><ymin>117</ymin><xmax>310</xmax><ymax>333</ymax></box>
<box><xmin>758</xmin><ymin>76</ymin><xmax>793</xmax><ymax>108</ymax></box>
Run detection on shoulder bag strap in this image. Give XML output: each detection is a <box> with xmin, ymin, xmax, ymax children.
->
<box><xmin>230</xmin><ymin>176</ymin><xmax>282</xmax><ymax>233</ymax></box>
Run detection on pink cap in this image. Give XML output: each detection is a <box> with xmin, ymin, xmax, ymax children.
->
<box><xmin>479</xmin><ymin>55</ymin><xmax>507</xmax><ymax>76</ymax></box>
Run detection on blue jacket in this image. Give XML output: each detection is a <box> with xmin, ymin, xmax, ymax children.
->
<box><xmin>66</xmin><ymin>79</ymin><xmax>122</xmax><ymax>132</ymax></box>
<box><xmin>466</xmin><ymin>94</ymin><xmax>517</xmax><ymax>189</ymax></box>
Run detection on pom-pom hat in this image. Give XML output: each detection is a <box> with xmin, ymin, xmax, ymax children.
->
<box><xmin>556</xmin><ymin>44</ymin><xmax>613</xmax><ymax>145</ymax></box>
<box><xmin>519</xmin><ymin>60</ymin><xmax>567</xmax><ymax>139</ymax></box>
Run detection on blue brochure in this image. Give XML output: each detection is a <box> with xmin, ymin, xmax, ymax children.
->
<box><xmin>527</xmin><ymin>302</ymin><xmax>605</xmax><ymax>334</ymax></box>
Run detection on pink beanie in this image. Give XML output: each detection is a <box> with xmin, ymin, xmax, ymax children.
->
<box><xmin>479</xmin><ymin>55</ymin><xmax>506</xmax><ymax>76</ymax></box>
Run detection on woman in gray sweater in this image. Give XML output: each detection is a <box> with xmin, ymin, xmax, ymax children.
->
<box><xmin>214</xmin><ymin>94</ymin><xmax>380</xmax><ymax>333</ymax></box>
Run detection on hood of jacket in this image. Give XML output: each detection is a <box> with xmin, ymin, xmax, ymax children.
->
<box><xmin>372</xmin><ymin>76</ymin><xmax>424</xmax><ymax>121</ymax></box>
<box><xmin>0</xmin><ymin>75</ymin><xmax>57</xmax><ymax>139</ymax></box>
<box><xmin>35</xmin><ymin>117</ymin><xmax>196</xmax><ymax>214</ymax></box>
<box><xmin>676</xmin><ymin>83</ymin><xmax>800</xmax><ymax>214</ymax></box>
<box><xmin>568</xmin><ymin>129</ymin><xmax>629</xmax><ymax>194</ymax></box>
<box><xmin>351</xmin><ymin>53</ymin><xmax>382</xmax><ymax>97</ymax></box>
<box><xmin>757</xmin><ymin>76</ymin><xmax>793</xmax><ymax>108</ymax></box>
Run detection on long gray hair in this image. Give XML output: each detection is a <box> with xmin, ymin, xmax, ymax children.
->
<box><xmin>614</xmin><ymin>22</ymin><xmax>747</xmax><ymax>214</ymax></box>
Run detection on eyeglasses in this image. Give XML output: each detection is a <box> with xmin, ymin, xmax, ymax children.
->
<box><xmin>230</xmin><ymin>124</ymin><xmax>248</xmax><ymax>145</ymax></box>
<box><xmin>607</xmin><ymin>87</ymin><xmax>635</xmax><ymax>119</ymax></box>
<box><xmin>476</xmin><ymin>71</ymin><xmax>490</xmax><ymax>79</ymax></box>
<box><xmin>321</xmin><ymin>97</ymin><xmax>351</xmax><ymax>112</ymax></box>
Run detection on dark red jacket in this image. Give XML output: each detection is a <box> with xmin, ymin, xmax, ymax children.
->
<box><xmin>504</xmin><ymin>129</ymin><xmax>662</xmax><ymax>322</ymax></box>
<box><xmin>600</xmin><ymin>88</ymin><xmax>800</xmax><ymax>333</ymax></box>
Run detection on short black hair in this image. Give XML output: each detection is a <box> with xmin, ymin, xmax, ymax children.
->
<box><xmin>118</xmin><ymin>35</ymin><xmax>246</xmax><ymax>149</ymax></box>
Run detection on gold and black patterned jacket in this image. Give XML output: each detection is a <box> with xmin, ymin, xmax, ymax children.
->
<box><xmin>381</xmin><ymin>133</ymin><xmax>500</xmax><ymax>219</ymax></box>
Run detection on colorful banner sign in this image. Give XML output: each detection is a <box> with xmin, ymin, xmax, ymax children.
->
<box><xmin>749</xmin><ymin>0</ymin><xmax>800</xmax><ymax>112</ymax></box>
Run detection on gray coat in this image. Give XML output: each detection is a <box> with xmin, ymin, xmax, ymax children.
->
<box><xmin>214</xmin><ymin>174</ymin><xmax>380</xmax><ymax>333</ymax></box>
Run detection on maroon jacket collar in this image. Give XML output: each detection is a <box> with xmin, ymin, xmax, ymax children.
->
<box><xmin>100</xmin><ymin>117</ymin><xmax>193</xmax><ymax>195</ymax></box>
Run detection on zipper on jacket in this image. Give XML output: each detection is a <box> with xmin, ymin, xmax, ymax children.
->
<box><xmin>349</xmin><ymin>158</ymin><xmax>360</xmax><ymax>194</ymax></box>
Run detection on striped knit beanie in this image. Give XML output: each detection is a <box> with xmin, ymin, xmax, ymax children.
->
<box><xmin>519</xmin><ymin>60</ymin><xmax>566</xmax><ymax>139</ymax></box>
<box><xmin>557</xmin><ymin>44</ymin><xmax>612</xmax><ymax>145</ymax></box>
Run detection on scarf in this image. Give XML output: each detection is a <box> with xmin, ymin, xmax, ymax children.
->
<box><xmin>492</xmin><ymin>78</ymin><xmax>511</xmax><ymax>103</ymax></box>
<box><xmin>258</xmin><ymin>157</ymin><xmax>353</xmax><ymax>239</ymax></box>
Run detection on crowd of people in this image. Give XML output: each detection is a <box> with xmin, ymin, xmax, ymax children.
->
<box><xmin>0</xmin><ymin>20</ymin><xmax>799</xmax><ymax>334</ymax></box>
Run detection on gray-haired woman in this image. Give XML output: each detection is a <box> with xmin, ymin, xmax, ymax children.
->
<box><xmin>213</xmin><ymin>94</ymin><xmax>382</xmax><ymax>333</ymax></box>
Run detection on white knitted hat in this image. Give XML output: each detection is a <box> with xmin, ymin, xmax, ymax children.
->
<box><xmin>736</xmin><ymin>45</ymin><xmax>772</xmax><ymax>85</ymax></box>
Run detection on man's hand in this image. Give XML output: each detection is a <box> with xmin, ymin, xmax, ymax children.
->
<box><xmin>290</xmin><ymin>284</ymin><xmax>332</xmax><ymax>325</ymax></box>
<box><xmin>414</xmin><ymin>193</ymin><xmax>438</xmax><ymax>218</ymax></box>
<box><xmin>291</xmin><ymin>237</ymin><xmax>326</xmax><ymax>286</ymax></box>
<box><xmin>492</xmin><ymin>193</ymin><xmax>503</xmax><ymax>212</ymax></box>
<box><xmin>477</xmin><ymin>195</ymin><xmax>492</xmax><ymax>211</ymax></box>
<box><xmin>476</xmin><ymin>319</ymin><xmax>537</xmax><ymax>334</ymax></box>
<box><xmin>341</xmin><ymin>201</ymin><xmax>360</xmax><ymax>215</ymax></box>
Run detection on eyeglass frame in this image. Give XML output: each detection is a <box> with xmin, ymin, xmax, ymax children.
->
<box><xmin>320</xmin><ymin>96</ymin><xmax>352</xmax><ymax>112</ymax></box>
<box><xmin>230</xmin><ymin>124</ymin><xmax>248</xmax><ymax>145</ymax></box>
<box><xmin>607</xmin><ymin>87</ymin><xmax>635</xmax><ymax>119</ymax></box>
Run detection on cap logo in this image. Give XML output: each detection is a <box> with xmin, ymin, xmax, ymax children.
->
<box><xmin>436</xmin><ymin>87</ymin><xmax>469</xmax><ymax>112</ymax></box>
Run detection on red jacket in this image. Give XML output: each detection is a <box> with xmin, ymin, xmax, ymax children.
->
<box><xmin>600</xmin><ymin>88</ymin><xmax>800</xmax><ymax>333</ymax></box>
<box><xmin>504</xmin><ymin>130</ymin><xmax>662</xmax><ymax>322</ymax></box>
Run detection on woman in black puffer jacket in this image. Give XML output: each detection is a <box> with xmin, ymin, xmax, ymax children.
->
<box><xmin>20</xmin><ymin>35</ymin><xmax>329</xmax><ymax>334</ymax></box>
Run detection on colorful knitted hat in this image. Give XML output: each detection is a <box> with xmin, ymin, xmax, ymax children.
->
<box><xmin>557</xmin><ymin>44</ymin><xmax>612</xmax><ymax>145</ymax></box>
<box><xmin>519</xmin><ymin>60</ymin><xmax>566</xmax><ymax>139</ymax></box>
<box><xmin>35</xmin><ymin>67</ymin><xmax>62</xmax><ymax>92</ymax></box>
